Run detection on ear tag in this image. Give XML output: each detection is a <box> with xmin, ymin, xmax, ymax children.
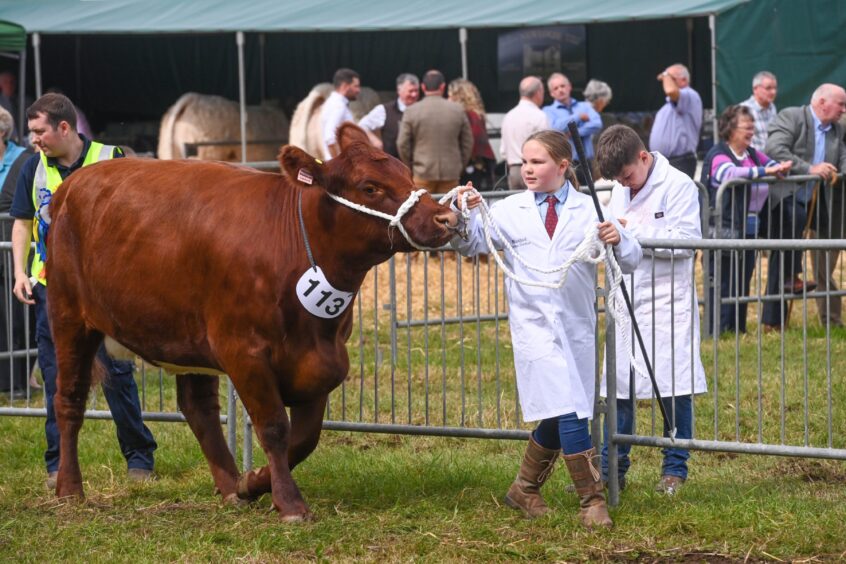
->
<box><xmin>297</xmin><ymin>169</ymin><xmax>314</xmax><ymax>185</ymax></box>
<box><xmin>315</xmin><ymin>159</ymin><xmax>324</xmax><ymax>165</ymax></box>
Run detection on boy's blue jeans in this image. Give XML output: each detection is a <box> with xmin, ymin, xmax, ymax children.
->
<box><xmin>601</xmin><ymin>395</ymin><xmax>692</xmax><ymax>482</ymax></box>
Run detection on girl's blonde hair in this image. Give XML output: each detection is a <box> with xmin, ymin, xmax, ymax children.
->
<box><xmin>523</xmin><ymin>130</ymin><xmax>580</xmax><ymax>188</ymax></box>
<box><xmin>447</xmin><ymin>79</ymin><xmax>486</xmax><ymax>119</ymax></box>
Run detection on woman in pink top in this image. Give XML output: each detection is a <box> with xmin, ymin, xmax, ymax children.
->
<box><xmin>704</xmin><ymin>105</ymin><xmax>791</xmax><ymax>333</ymax></box>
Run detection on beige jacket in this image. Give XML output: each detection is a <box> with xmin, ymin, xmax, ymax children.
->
<box><xmin>397</xmin><ymin>95</ymin><xmax>473</xmax><ymax>181</ymax></box>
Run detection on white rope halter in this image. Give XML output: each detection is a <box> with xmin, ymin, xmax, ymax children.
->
<box><xmin>328</xmin><ymin>188</ymin><xmax>445</xmax><ymax>251</ymax></box>
<box><xmin>328</xmin><ymin>184</ymin><xmax>649</xmax><ymax>380</ymax></box>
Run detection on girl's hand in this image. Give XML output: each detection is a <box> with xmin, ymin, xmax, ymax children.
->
<box><xmin>456</xmin><ymin>183</ymin><xmax>481</xmax><ymax>210</ymax></box>
<box><xmin>597</xmin><ymin>221</ymin><xmax>621</xmax><ymax>246</ymax></box>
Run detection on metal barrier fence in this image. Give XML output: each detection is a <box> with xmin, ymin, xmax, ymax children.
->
<box><xmin>2</xmin><ymin>178</ymin><xmax>844</xmax><ymax>502</ymax></box>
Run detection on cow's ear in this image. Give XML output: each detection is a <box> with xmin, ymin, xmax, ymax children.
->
<box><xmin>337</xmin><ymin>123</ymin><xmax>371</xmax><ymax>151</ymax></box>
<box><xmin>279</xmin><ymin>145</ymin><xmax>325</xmax><ymax>187</ymax></box>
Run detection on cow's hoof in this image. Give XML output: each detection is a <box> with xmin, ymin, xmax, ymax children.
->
<box><xmin>235</xmin><ymin>474</ymin><xmax>261</xmax><ymax>501</ymax></box>
<box><xmin>55</xmin><ymin>485</ymin><xmax>85</xmax><ymax>500</ymax></box>
<box><xmin>223</xmin><ymin>493</ymin><xmax>250</xmax><ymax>507</ymax></box>
<box><xmin>279</xmin><ymin>511</ymin><xmax>314</xmax><ymax>523</ymax></box>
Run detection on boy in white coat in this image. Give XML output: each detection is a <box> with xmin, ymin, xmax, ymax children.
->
<box><xmin>595</xmin><ymin>125</ymin><xmax>707</xmax><ymax>495</ymax></box>
<box><xmin>452</xmin><ymin>130</ymin><xmax>641</xmax><ymax>528</ymax></box>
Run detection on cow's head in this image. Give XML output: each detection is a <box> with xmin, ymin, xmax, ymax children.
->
<box><xmin>279</xmin><ymin>124</ymin><xmax>459</xmax><ymax>254</ymax></box>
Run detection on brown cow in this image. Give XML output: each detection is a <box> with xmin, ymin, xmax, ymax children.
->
<box><xmin>46</xmin><ymin>124</ymin><xmax>458</xmax><ymax>521</ymax></box>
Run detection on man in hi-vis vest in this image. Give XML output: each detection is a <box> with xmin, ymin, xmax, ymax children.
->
<box><xmin>10</xmin><ymin>93</ymin><xmax>157</xmax><ymax>490</ymax></box>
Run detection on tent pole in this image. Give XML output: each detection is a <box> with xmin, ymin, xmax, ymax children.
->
<box><xmin>459</xmin><ymin>27</ymin><xmax>468</xmax><ymax>79</ymax></box>
<box><xmin>33</xmin><ymin>32</ymin><xmax>42</xmax><ymax>98</ymax></box>
<box><xmin>236</xmin><ymin>31</ymin><xmax>247</xmax><ymax>163</ymax></box>
<box><xmin>17</xmin><ymin>47</ymin><xmax>26</xmax><ymax>144</ymax></box>
<box><xmin>709</xmin><ymin>14</ymin><xmax>717</xmax><ymax>143</ymax></box>
<box><xmin>259</xmin><ymin>32</ymin><xmax>266</xmax><ymax>102</ymax></box>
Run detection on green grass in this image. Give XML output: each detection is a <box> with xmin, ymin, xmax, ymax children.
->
<box><xmin>1</xmin><ymin>258</ymin><xmax>845</xmax><ymax>561</ymax></box>
<box><xmin>1</xmin><ymin>421</ymin><xmax>846</xmax><ymax>562</ymax></box>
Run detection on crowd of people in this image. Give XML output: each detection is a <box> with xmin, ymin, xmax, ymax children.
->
<box><xmin>1</xmin><ymin>61</ymin><xmax>844</xmax><ymax>529</ymax></box>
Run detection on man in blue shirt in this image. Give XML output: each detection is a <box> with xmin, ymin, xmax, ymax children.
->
<box><xmin>543</xmin><ymin>73</ymin><xmax>602</xmax><ymax>185</ymax></box>
<box><xmin>648</xmin><ymin>64</ymin><xmax>702</xmax><ymax>179</ymax></box>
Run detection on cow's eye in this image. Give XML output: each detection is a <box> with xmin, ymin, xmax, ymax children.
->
<box><xmin>362</xmin><ymin>185</ymin><xmax>378</xmax><ymax>195</ymax></box>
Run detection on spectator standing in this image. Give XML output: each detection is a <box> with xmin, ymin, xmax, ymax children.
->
<box><xmin>584</xmin><ymin>79</ymin><xmax>613</xmax><ymax>114</ymax></box>
<box><xmin>320</xmin><ymin>68</ymin><xmax>361</xmax><ymax>160</ymax></box>
<box><xmin>447</xmin><ymin>78</ymin><xmax>496</xmax><ymax>190</ymax></box>
<box><xmin>500</xmin><ymin>76</ymin><xmax>549</xmax><ymax>189</ymax></box>
<box><xmin>397</xmin><ymin>70</ymin><xmax>473</xmax><ymax>193</ymax></box>
<box><xmin>740</xmin><ymin>71</ymin><xmax>779</xmax><ymax>152</ymax></box>
<box><xmin>702</xmin><ymin>105</ymin><xmax>791</xmax><ymax>333</ymax></box>
<box><xmin>648</xmin><ymin>64</ymin><xmax>702</xmax><ymax>179</ymax></box>
<box><xmin>763</xmin><ymin>83</ymin><xmax>846</xmax><ymax>330</ymax></box>
<box><xmin>0</xmin><ymin>106</ymin><xmax>34</xmax><ymax>393</ymax></box>
<box><xmin>358</xmin><ymin>73</ymin><xmax>419</xmax><ymax>158</ymax></box>
<box><xmin>596</xmin><ymin>124</ymin><xmax>707</xmax><ymax>496</ymax></box>
<box><xmin>543</xmin><ymin>73</ymin><xmax>602</xmax><ymax>185</ymax></box>
<box><xmin>10</xmin><ymin>93</ymin><xmax>157</xmax><ymax>488</ymax></box>
<box><xmin>451</xmin><ymin>130</ymin><xmax>641</xmax><ymax>528</ymax></box>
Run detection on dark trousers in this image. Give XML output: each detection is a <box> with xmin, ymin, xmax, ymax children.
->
<box><xmin>708</xmin><ymin>249</ymin><xmax>757</xmax><ymax>333</ymax></box>
<box><xmin>34</xmin><ymin>283</ymin><xmax>156</xmax><ymax>473</ymax></box>
<box><xmin>667</xmin><ymin>152</ymin><xmax>697</xmax><ymax>179</ymax></box>
<box><xmin>761</xmin><ymin>196</ymin><xmax>809</xmax><ymax>327</ymax></box>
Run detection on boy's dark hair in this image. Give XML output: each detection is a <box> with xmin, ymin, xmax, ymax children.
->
<box><xmin>595</xmin><ymin>124</ymin><xmax>645</xmax><ymax>179</ymax></box>
<box><xmin>422</xmin><ymin>70</ymin><xmax>445</xmax><ymax>92</ymax></box>
<box><xmin>26</xmin><ymin>92</ymin><xmax>77</xmax><ymax>131</ymax></box>
<box><xmin>332</xmin><ymin>68</ymin><xmax>359</xmax><ymax>88</ymax></box>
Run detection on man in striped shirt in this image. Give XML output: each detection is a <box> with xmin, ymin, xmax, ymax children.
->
<box><xmin>740</xmin><ymin>71</ymin><xmax>778</xmax><ymax>152</ymax></box>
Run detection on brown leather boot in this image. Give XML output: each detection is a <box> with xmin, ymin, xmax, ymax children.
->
<box><xmin>503</xmin><ymin>437</ymin><xmax>558</xmax><ymax>518</ymax></box>
<box><xmin>562</xmin><ymin>448</ymin><xmax>613</xmax><ymax>528</ymax></box>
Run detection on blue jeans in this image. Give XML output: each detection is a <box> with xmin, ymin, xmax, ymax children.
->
<box><xmin>34</xmin><ymin>283</ymin><xmax>157</xmax><ymax>473</ymax></box>
<box><xmin>531</xmin><ymin>412</ymin><xmax>592</xmax><ymax>455</ymax></box>
<box><xmin>601</xmin><ymin>395</ymin><xmax>692</xmax><ymax>481</ymax></box>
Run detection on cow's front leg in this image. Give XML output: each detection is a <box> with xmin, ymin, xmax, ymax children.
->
<box><xmin>237</xmin><ymin>395</ymin><xmax>327</xmax><ymax>500</ymax></box>
<box><xmin>233</xmin><ymin>375</ymin><xmax>312</xmax><ymax>521</ymax></box>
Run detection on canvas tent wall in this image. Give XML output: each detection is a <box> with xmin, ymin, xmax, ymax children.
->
<box><xmin>5</xmin><ymin>0</ymin><xmax>799</xmax><ymax>156</ymax></box>
<box><xmin>716</xmin><ymin>0</ymin><xmax>846</xmax><ymax>108</ymax></box>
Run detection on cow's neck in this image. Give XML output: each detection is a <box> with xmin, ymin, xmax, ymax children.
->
<box><xmin>298</xmin><ymin>189</ymin><xmax>394</xmax><ymax>292</ymax></box>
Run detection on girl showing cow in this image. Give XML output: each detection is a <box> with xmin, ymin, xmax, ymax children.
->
<box><xmin>451</xmin><ymin>130</ymin><xmax>642</xmax><ymax>528</ymax></box>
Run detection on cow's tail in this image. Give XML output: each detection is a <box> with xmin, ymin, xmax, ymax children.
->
<box><xmin>157</xmin><ymin>92</ymin><xmax>198</xmax><ymax>159</ymax></box>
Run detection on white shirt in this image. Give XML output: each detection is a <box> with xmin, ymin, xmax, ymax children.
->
<box><xmin>358</xmin><ymin>99</ymin><xmax>409</xmax><ymax>132</ymax></box>
<box><xmin>320</xmin><ymin>91</ymin><xmax>354</xmax><ymax>160</ymax></box>
<box><xmin>500</xmin><ymin>99</ymin><xmax>549</xmax><ymax>165</ymax></box>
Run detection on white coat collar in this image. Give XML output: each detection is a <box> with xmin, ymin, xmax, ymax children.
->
<box><xmin>627</xmin><ymin>152</ymin><xmax>669</xmax><ymax>205</ymax></box>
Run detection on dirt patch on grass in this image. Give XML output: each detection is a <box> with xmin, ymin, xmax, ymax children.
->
<box><xmin>773</xmin><ymin>459</ymin><xmax>846</xmax><ymax>484</ymax></box>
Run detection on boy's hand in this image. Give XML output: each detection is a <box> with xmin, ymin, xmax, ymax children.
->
<box><xmin>597</xmin><ymin>221</ymin><xmax>621</xmax><ymax>246</ymax></box>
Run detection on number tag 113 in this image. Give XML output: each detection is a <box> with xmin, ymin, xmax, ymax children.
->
<box><xmin>295</xmin><ymin>266</ymin><xmax>355</xmax><ymax>319</ymax></box>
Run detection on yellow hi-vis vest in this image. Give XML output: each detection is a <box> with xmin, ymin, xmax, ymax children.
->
<box><xmin>31</xmin><ymin>141</ymin><xmax>116</xmax><ymax>285</ymax></box>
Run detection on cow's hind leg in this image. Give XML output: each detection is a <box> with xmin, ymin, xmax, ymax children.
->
<box><xmin>237</xmin><ymin>395</ymin><xmax>327</xmax><ymax>500</ymax></box>
<box><xmin>176</xmin><ymin>374</ymin><xmax>241</xmax><ymax>503</ymax></box>
<box><xmin>232</xmin><ymin>373</ymin><xmax>312</xmax><ymax>521</ymax></box>
<box><xmin>53</xmin><ymin>323</ymin><xmax>103</xmax><ymax>499</ymax></box>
